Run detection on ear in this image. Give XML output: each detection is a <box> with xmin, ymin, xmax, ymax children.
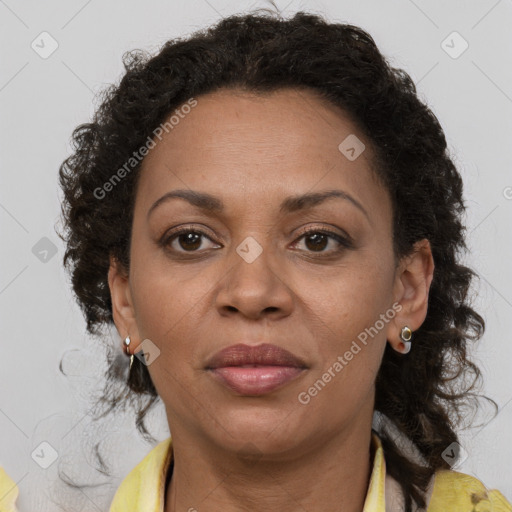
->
<box><xmin>108</xmin><ymin>254</ymin><xmax>141</xmax><ymax>353</ymax></box>
<box><xmin>387</xmin><ymin>239</ymin><xmax>435</xmax><ymax>352</ymax></box>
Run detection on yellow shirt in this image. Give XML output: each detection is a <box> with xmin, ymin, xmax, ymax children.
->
<box><xmin>1</xmin><ymin>434</ymin><xmax>510</xmax><ymax>511</ymax></box>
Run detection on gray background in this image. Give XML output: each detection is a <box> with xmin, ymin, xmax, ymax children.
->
<box><xmin>1</xmin><ymin>0</ymin><xmax>511</xmax><ymax>510</ymax></box>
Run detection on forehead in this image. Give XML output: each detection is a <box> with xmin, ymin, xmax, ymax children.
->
<box><xmin>135</xmin><ymin>87</ymin><xmax>389</xmax><ymax>223</ymax></box>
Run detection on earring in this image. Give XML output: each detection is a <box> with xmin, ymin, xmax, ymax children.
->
<box><xmin>396</xmin><ymin>326</ymin><xmax>413</xmax><ymax>354</ymax></box>
<box><xmin>123</xmin><ymin>336</ymin><xmax>134</xmax><ymax>370</ymax></box>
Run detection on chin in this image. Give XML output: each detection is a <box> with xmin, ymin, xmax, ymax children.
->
<box><xmin>211</xmin><ymin>408</ymin><xmax>305</xmax><ymax>455</ymax></box>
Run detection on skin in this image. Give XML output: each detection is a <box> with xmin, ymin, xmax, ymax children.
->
<box><xmin>108</xmin><ymin>87</ymin><xmax>434</xmax><ymax>512</ymax></box>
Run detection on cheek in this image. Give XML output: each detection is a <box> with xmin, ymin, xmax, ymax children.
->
<box><xmin>290</xmin><ymin>259</ymin><xmax>391</xmax><ymax>410</ymax></box>
<box><xmin>296</xmin><ymin>346</ymin><xmax>382</xmax><ymax>433</ymax></box>
<box><xmin>296</xmin><ymin>287</ymin><xmax>387</xmax><ymax>425</ymax></box>
<box><xmin>291</xmin><ymin>256</ymin><xmax>393</xmax><ymax>344</ymax></box>
<box><xmin>131</xmin><ymin>238</ymin><xmax>210</xmax><ymax>326</ymax></box>
<box><xmin>129</xmin><ymin>269</ymin><xmax>204</xmax><ymax>407</ymax></box>
<box><xmin>129</xmin><ymin>256</ymin><xmax>212</xmax><ymax>377</ymax></box>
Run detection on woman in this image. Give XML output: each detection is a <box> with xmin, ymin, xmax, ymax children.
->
<box><xmin>1</xmin><ymin>9</ymin><xmax>510</xmax><ymax>512</ymax></box>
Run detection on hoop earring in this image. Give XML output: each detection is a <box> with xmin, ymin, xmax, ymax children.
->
<box><xmin>396</xmin><ymin>326</ymin><xmax>412</xmax><ymax>354</ymax></box>
<box><xmin>123</xmin><ymin>336</ymin><xmax>134</xmax><ymax>370</ymax></box>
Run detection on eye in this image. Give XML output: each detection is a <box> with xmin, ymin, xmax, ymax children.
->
<box><xmin>159</xmin><ymin>225</ymin><xmax>353</xmax><ymax>256</ymax></box>
<box><xmin>160</xmin><ymin>226</ymin><xmax>220</xmax><ymax>253</ymax></box>
<box><xmin>291</xmin><ymin>227</ymin><xmax>353</xmax><ymax>254</ymax></box>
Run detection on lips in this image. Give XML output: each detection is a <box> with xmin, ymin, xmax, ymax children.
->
<box><xmin>205</xmin><ymin>343</ymin><xmax>308</xmax><ymax>396</ymax></box>
<box><xmin>205</xmin><ymin>343</ymin><xmax>308</xmax><ymax>370</ymax></box>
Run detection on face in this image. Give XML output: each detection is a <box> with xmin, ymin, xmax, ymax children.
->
<box><xmin>110</xmin><ymin>87</ymin><xmax>411</xmax><ymax>458</ymax></box>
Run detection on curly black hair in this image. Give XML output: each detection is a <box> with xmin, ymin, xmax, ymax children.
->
<box><xmin>56</xmin><ymin>9</ymin><xmax>493</xmax><ymax>511</ymax></box>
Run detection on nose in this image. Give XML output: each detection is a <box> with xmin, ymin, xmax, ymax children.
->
<box><xmin>214</xmin><ymin>241</ymin><xmax>295</xmax><ymax>321</ymax></box>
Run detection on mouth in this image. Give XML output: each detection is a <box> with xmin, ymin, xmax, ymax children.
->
<box><xmin>205</xmin><ymin>343</ymin><xmax>308</xmax><ymax>396</ymax></box>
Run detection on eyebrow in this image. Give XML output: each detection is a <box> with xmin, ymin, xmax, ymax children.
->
<box><xmin>147</xmin><ymin>188</ymin><xmax>370</xmax><ymax>221</ymax></box>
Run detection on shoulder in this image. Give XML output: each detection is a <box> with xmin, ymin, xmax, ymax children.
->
<box><xmin>427</xmin><ymin>469</ymin><xmax>512</xmax><ymax>512</ymax></box>
<box><xmin>109</xmin><ymin>437</ymin><xmax>173</xmax><ymax>512</ymax></box>
<box><xmin>0</xmin><ymin>466</ymin><xmax>19</xmax><ymax>512</ymax></box>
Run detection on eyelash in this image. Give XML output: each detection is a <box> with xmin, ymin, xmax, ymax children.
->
<box><xmin>160</xmin><ymin>225</ymin><xmax>354</xmax><ymax>256</ymax></box>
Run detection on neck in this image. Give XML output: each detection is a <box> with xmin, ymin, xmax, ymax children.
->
<box><xmin>164</xmin><ymin>422</ymin><xmax>374</xmax><ymax>512</ymax></box>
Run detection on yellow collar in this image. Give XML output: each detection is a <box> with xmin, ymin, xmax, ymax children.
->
<box><xmin>0</xmin><ymin>467</ymin><xmax>19</xmax><ymax>512</ymax></box>
<box><xmin>363</xmin><ymin>433</ymin><xmax>386</xmax><ymax>510</ymax></box>
<box><xmin>2</xmin><ymin>434</ymin><xmax>510</xmax><ymax>511</ymax></box>
<box><xmin>109</xmin><ymin>433</ymin><xmax>387</xmax><ymax>512</ymax></box>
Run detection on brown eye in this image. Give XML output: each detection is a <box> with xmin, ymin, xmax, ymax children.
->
<box><xmin>161</xmin><ymin>227</ymin><xmax>220</xmax><ymax>253</ymax></box>
<box><xmin>292</xmin><ymin>228</ymin><xmax>353</xmax><ymax>254</ymax></box>
<box><xmin>303</xmin><ymin>232</ymin><xmax>329</xmax><ymax>252</ymax></box>
<box><xmin>175</xmin><ymin>232</ymin><xmax>203</xmax><ymax>251</ymax></box>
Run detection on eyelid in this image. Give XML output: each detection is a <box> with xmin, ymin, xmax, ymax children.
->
<box><xmin>159</xmin><ymin>223</ymin><xmax>355</xmax><ymax>253</ymax></box>
<box><xmin>162</xmin><ymin>223</ymin><xmax>217</xmax><ymax>239</ymax></box>
<box><xmin>293</xmin><ymin>224</ymin><xmax>354</xmax><ymax>244</ymax></box>
<box><xmin>160</xmin><ymin>224</ymin><xmax>219</xmax><ymax>246</ymax></box>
